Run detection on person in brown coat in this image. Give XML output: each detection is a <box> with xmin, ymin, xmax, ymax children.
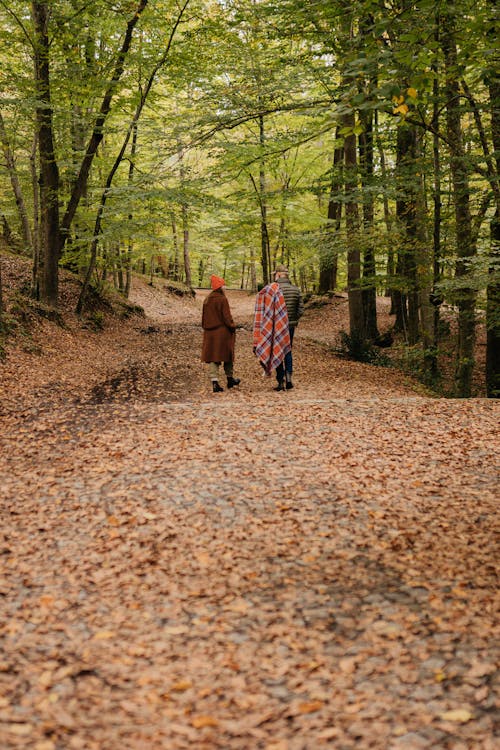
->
<box><xmin>201</xmin><ymin>275</ymin><xmax>241</xmax><ymax>393</ymax></box>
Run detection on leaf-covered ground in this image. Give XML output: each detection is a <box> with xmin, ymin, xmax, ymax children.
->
<box><xmin>0</xmin><ymin>268</ymin><xmax>498</xmax><ymax>750</ymax></box>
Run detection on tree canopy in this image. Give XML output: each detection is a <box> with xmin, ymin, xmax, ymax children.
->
<box><xmin>0</xmin><ymin>0</ymin><xmax>498</xmax><ymax>396</ymax></box>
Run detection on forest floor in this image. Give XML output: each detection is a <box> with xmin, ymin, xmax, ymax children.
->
<box><xmin>0</xmin><ymin>256</ymin><xmax>498</xmax><ymax>750</ymax></box>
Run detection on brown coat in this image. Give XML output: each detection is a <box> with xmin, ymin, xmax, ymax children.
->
<box><xmin>201</xmin><ymin>289</ymin><xmax>236</xmax><ymax>363</ymax></box>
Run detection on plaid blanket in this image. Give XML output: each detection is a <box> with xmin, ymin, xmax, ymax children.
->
<box><xmin>253</xmin><ymin>283</ymin><xmax>291</xmax><ymax>375</ymax></box>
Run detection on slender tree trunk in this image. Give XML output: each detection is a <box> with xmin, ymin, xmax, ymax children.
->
<box><xmin>32</xmin><ymin>1</ymin><xmax>61</xmax><ymax>308</ymax></box>
<box><xmin>0</xmin><ymin>257</ymin><xmax>3</xmax><ymax>323</ymax></box>
<box><xmin>441</xmin><ymin>11</ymin><xmax>476</xmax><ymax>396</ymax></box>
<box><xmin>486</xmin><ymin>71</ymin><xmax>500</xmax><ymax>396</ymax></box>
<box><xmin>125</xmin><ymin>122</ymin><xmax>138</xmax><ymax>298</ymax></box>
<box><xmin>61</xmin><ymin>0</ymin><xmax>148</xmax><ymax>251</ymax></box>
<box><xmin>427</xmin><ymin>46</ymin><xmax>442</xmax><ymax>379</ymax></box>
<box><xmin>171</xmin><ymin>212</ymin><xmax>179</xmax><ymax>281</ymax></box>
<box><xmin>319</xmin><ymin>132</ymin><xmax>343</xmax><ymax>293</ymax></box>
<box><xmin>374</xmin><ymin>113</ymin><xmax>393</xmax><ymax>300</ymax></box>
<box><xmin>416</xmin><ymin>148</ymin><xmax>434</xmax><ymax>374</ymax></box>
<box><xmin>394</xmin><ymin>123</ymin><xmax>419</xmax><ymax>344</ymax></box>
<box><xmin>182</xmin><ymin>201</ymin><xmax>191</xmax><ymax>287</ymax></box>
<box><xmin>249</xmin><ymin>253</ymin><xmax>257</xmax><ymax>293</ymax></box>
<box><xmin>30</xmin><ymin>135</ymin><xmax>40</xmax><ymax>299</ymax></box>
<box><xmin>258</xmin><ymin>114</ymin><xmax>271</xmax><ymax>284</ymax></box>
<box><xmin>157</xmin><ymin>253</ymin><xmax>168</xmax><ymax>277</ymax></box>
<box><xmin>343</xmin><ymin>111</ymin><xmax>364</xmax><ymax>339</ymax></box>
<box><xmin>359</xmin><ymin>109</ymin><xmax>379</xmax><ymax>340</ymax></box>
<box><xmin>0</xmin><ymin>111</ymin><xmax>32</xmax><ymax>252</ymax></box>
<box><xmin>116</xmin><ymin>243</ymin><xmax>124</xmax><ymax>292</ymax></box>
<box><xmin>76</xmin><ymin>0</ymin><xmax>191</xmax><ymax>312</ymax></box>
<box><xmin>240</xmin><ymin>258</ymin><xmax>246</xmax><ymax>289</ymax></box>
<box><xmin>177</xmin><ymin>142</ymin><xmax>192</xmax><ymax>288</ymax></box>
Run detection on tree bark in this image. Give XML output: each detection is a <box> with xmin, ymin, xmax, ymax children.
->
<box><xmin>395</xmin><ymin>123</ymin><xmax>419</xmax><ymax>345</ymax></box>
<box><xmin>0</xmin><ymin>111</ymin><xmax>32</xmax><ymax>253</ymax></box>
<box><xmin>343</xmin><ymin>111</ymin><xmax>364</xmax><ymax>339</ymax></box>
<box><xmin>125</xmin><ymin>122</ymin><xmax>138</xmax><ymax>298</ymax></box>
<box><xmin>359</xmin><ymin>109</ymin><xmax>379</xmax><ymax>340</ymax></box>
<box><xmin>258</xmin><ymin>114</ymin><xmax>271</xmax><ymax>284</ymax></box>
<box><xmin>486</xmin><ymin>70</ymin><xmax>500</xmax><ymax>397</ymax></box>
<box><xmin>426</xmin><ymin>44</ymin><xmax>442</xmax><ymax>380</ymax></box>
<box><xmin>30</xmin><ymin>134</ymin><xmax>40</xmax><ymax>299</ymax></box>
<box><xmin>374</xmin><ymin>113</ymin><xmax>394</xmax><ymax>300</ymax></box>
<box><xmin>171</xmin><ymin>212</ymin><xmax>180</xmax><ymax>281</ymax></box>
<box><xmin>32</xmin><ymin>1</ymin><xmax>61</xmax><ymax>308</ymax></box>
<box><xmin>441</xmin><ymin>11</ymin><xmax>476</xmax><ymax>397</ymax></box>
<box><xmin>177</xmin><ymin>144</ymin><xmax>192</xmax><ymax>288</ymax></box>
<box><xmin>182</xmin><ymin>200</ymin><xmax>191</xmax><ymax>288</ymax></box>
<box><xmin>319</xmin><ymin>132</ymin><xmax>343</xmax><ymax>294</ymax></box>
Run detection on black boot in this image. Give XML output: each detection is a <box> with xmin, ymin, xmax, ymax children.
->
<box><xmin>274</xmin><ymin>381</ymin><xmax>285</xmax><ymax>391</ymax></box>
<box><xmin>212</xmin><ymin>380</ymin><xmax>224</xmax><ymax>392</ymax></box>
<box><xmin>227</xmin><ymin>377</ymin><xmax>241</xmax><ymax>389</ymax></box>
<box><xmin>285</xmin><ymin>375</ymin><xmax>294</xmax><ymax>390</ymax></box>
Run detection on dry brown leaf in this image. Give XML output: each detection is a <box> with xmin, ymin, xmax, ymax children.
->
<box><xmin>191</xmin><ymin>715</ymin><xmax>219</xmax><ymax>729</ymax></box>
<box><xmin>297</xmin><ymin>701</ymin><xmax>324</xmax><ymax>714</ymax></box>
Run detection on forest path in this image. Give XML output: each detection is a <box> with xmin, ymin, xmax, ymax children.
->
<box><xmin>0</xmin><ymin>279</ymin><xmax>498</xmax><ymax>750</ymax></box>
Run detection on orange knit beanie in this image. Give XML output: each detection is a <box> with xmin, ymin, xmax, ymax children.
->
<box><xmin>210</xmin><ymin>275</ymin><xmax>225</xmax><ymax>290</ymax></box>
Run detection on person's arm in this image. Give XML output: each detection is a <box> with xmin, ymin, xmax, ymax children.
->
<box><xmin>221</xmin><ymin>296</ymin><xmax>236</xmax><ymax>332</ymax></box>
<box><xmin>296</xmin><ymin>289</ymin><xmax>304</xmax><ymax>321</ymax></box>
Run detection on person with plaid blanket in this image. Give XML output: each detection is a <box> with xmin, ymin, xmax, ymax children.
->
<box><xmin>252</xmin><ymin>282</ymin><xmax>291</xmax><ymax>382</ymax></box>
<box><xmin>273</xmin><ymin>264</ymin><xmax>303</xmax><ymax>390</ymax></box>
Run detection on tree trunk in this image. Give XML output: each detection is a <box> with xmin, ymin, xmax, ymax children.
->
<box><xmin>61</xmin><ymin>0</ymin><xmax>148</xmax><ymax>251</ymax></box>
<box><xmin>32</xmin><ymin>1</ymin><xmax>61</xmax><ymax>308</ymax></box>
<box><xmin>359</xmin><ymin>109</ymin><xmax>379</xmax><ymax>340</ymax></box>
<box><xmin>395</xmin><ymin>123</ymin><xmax>419</xmax><ymax>344</ymax></box>
<box><xmin>177</xmin><ymin>142</ymin><xmax>192</xmax><ymax>288</ymax></box>
<box><xmin>374</xmin><ymin>113</ymin><xmax>393</xmax><ymax>300</ymax></box>
<box><xmin>486</xmin><ymin>70</ymin><xmax>500</xmax><ymax>396</ymax></box>
<box><xmin>343</xmin><ymin>111</ymin><xmax>364</xmax><ymax>340</ymax></box>
<box><xmin>125</xmin><ymin>122</ymin><xmax>138</xmax><ymax>298</ymax></box>
<box><xmin>0</xmin><ymin>111</ymin><xmax>33</xmax><ymax>252</ymax></box>
<box><xmin>319</xmin><ymin>132</ymin><xmax>343</xmax><ymax>294</ymax></box>
<box><xmin>76</xmin><ymin>0</ymin><xmax>191</xmax><ymax>313</ymax></box>
<box><xmin>171</xmin><ymin>212</ymin><xmax>179</xmax><ymax>281</ymax></box>
<box><xmin>0</xmin><ymin>256</ymin><xmax>3</xmax><ymax>323</ymax></box>
<box><xmin>182</xmin><ymin>201</ymin><xmax>191</xmax><ymax>287</ymax></box>
<box><xmin>426</xmin><ymin>49</ymin><xmax>442</xmax><ymax>380</ymax></box>
<box><xmin>259</xmin><ymin>114</ymin><xmax>271</xmax><ymax>284</ymax></box>
<box><xmin>30</xmin><ymin>134</ymin><xmax>40</xmax><ymax>299</ymax></box>
<box><xmin>116</xmin><ymin>244</ymin><xmax>124</xmax><ymax>292</ymax></box>
<box><xmin>441</xmin><ymin>11</ymin><xmax>476</xmax><ymax>397</ymax></box>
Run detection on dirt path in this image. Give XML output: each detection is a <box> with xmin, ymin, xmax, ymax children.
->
<box><xmin>0</xmin><ymin>280</ymin><xmax>498</xmax><ymax>750</ymax></box>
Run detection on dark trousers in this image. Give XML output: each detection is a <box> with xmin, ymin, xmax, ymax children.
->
<box><xmin>276</xmin><ymin>326</ymin><xmax>295</xmax><ymax>382</ymax></box>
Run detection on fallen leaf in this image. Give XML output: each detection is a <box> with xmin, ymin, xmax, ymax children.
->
<box><xmin>298</xmin><ymin>700</ymin><xmax>324</xmax><ymax>714</ymax></box>
<box><xmin>191</xmin><ymin>715</ymin><xmax>219</xmax><ymax>728</ymax></box>
<box><xmin>92</xmin><ymin>630</ymin><xmax>116</xmax><ymax>640</ymax></box>
<box><xmin>439</xmin><ymin>709</ymin><xmax>473</xmax><ymax>723</ymax></box>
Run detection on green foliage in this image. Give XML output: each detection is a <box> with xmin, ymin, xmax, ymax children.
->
<box><xmin>87</xmin><ymin>311</ymin><xmax>106</xmax><ymax>331</ymax></box>
<box><xmin>338</xmin><ymin>330</ymin><xmax>389</xmax><ymax>365</ymax></box>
